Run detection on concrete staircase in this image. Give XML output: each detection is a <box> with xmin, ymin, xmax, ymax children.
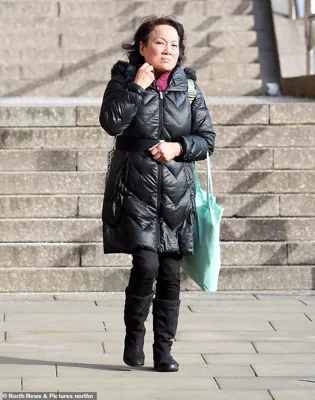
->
<box><xmin>0</xmin><ymin>0</ymin><xmax>314</xmax><ymax>292</ymax></box>
<box><xmin>0</xmin><ymin>100</ymin><xmax>315</xmax><ymax>292</ymax></box>
<box><xmin>0</xmin><ymin>0</ymin><xmax>262</xmax><ymax>97</ymax></box>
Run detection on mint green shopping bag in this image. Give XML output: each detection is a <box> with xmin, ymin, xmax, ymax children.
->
<box><xmin>181</xmin><ymin>153</ymin><xmax>224</xmax><ymax>292</ymax></box>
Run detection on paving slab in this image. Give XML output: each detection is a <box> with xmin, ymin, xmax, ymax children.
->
<box><xmin>189</xmin><ymin>304</ymin><xmax>308</xmax><ymax>313</ymax></box>
<box><xmin>270</xmin><ymin>390</ymin><xmax>315</xmax><ymax>400</ymax></box>
<box><xmin>5</xmin><ymin>313</ymin><xmax>120</xmax><ymax>322</ymax></box>
<box><xmin>300</xmin><ymin>298</ymin><xmax>315</xmax><ymax>305</ymax></box>
<box><xmin>0</xmin><ymin>295</ymin><xmax>55</xmax><ymax>301</ymax></box>
<box><xmin>182</xmin><ymin>299</ymin><xmax>307</xmax><ymax>306</ymax></box>
<box><xmin>175</xmin><ymin>331</ymin><xmax>315</xmax><ymax>342</ymax></box>
<box><xmin>216</xmin><ymin>377</ymin><xmax>315</xmax><ymax>390</ymax></box>
<box><xmin>0</xmin><ymin>303</ymin><xmax>103</xmax><ymax>313</ymax></box>
<box><xmin>253</xmin><ymin>363</ymin><xmax>315</xmax><ymax>377</ymax></box>
<box><xmin>0</xmin><ymin>321</ymin><xmax>105</xmax><ymax>332</ymax></box>
<box><xmin>57</xmin><ymin>364</ymin><xmax>255</xmax><ymax>378</ymax></box>
<box><xmin>0</xmin><ymin>291</ymin><xmax>314</xmax><ymax>395</ymax></box>
<box><xmin>0</xmin><ymin>342</ymin><xmax>103</xmax><ymax>353</ymax></box>
<box><xmin>105</xmin><ymin>321</ymin><xmax>274</xmax><ymax>332</ymax></box>
<box><xmin>0</xmin><ymin>378</ymin><xmax>21</xmax><ymax>391</ymax></box>
<box><xmin>6</xmin><ymin>332</ymin><xmax>127</xmax><ymax>343</ymax></box>
<box><xmin>103</xmin><ymin>341</ymin><xmax>255</xmax><ymax>354</ymax></box>
<box><xmin>52</xmin><ymin>293</ymin><xmax>125</xmax><ymax>301</ymax></box>
<box><xmin>177</xmin><ymin>313</ymin><xmax>310</xmax><ymax>323</ymax></box>
<box><xmin>270</xmin><ymin>321</ymin><xmax>315</xmax><ymax>331</ymax></box>
<box><xmin>203</xmin><ymin>353</ymin><xmax>315</xmax><ymax>364</ymax></box>
<box><xmin>0</xmin><ymin>364</ymin><xmax>55</xmax><ymax>378</ymax></box>
<box><xmin>81</xmin><ymin>391</ymin><xmax>272</xmax><ymax>400</ymax></box>
<box><xmin>22</xmin><ymin>377</ymin><xmax>219</xmax><ymax>390</ymax></box>
<box><xmin>254</xmin><ymin>342</ymin><xmax>315</xmax><ymax>353</ymax></box>
<box><xmin>0</xmin><ymin>353</ymin><xmax>205</xmax><ymax>366</ymax></box>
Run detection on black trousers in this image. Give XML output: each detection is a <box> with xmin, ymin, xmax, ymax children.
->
<box><xmin>126</xmin><ymin>249</ymin><xmax>182</xmax><ymax>301</ymax></box>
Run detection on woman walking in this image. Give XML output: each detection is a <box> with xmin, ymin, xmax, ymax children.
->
<box><xmin>99</xmin><ymin>15</ymin><xmax>215</xmax><ymax>372</ymax></box>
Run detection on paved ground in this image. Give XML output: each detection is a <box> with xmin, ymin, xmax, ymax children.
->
<box><xmin>1</xmin><ymin>291</ymin><xmax>315</xmax><ymax>399</ymax></box>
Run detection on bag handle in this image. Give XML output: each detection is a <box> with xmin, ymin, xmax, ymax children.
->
<box><xmin>187</xmin><ymin>79</ymin><xmax>214</xmax><ymax>198</ymax></box>
<box><xmin>206</xmin><ymin>151</ymin><xmax>214</xmax><ymax>198</ymax></box>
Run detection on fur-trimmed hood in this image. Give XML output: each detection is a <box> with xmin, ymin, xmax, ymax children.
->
<box><xmin>110</xmin><ymin>60</ymin><xmax>197</xmax><ymax>86</ymax></box>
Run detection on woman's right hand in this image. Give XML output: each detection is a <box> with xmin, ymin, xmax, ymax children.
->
<box><xmin>134</xmin><ymin>63</ymin><xmax>155</xmax><ymax>89</ymax></box>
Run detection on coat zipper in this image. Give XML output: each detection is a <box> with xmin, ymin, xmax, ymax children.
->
<box><xmin>156</xmin><ymin>85</ymin><xmax>163</xmax><ymax>251</ymax></box>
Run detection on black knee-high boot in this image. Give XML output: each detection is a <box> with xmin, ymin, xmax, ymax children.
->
<box><xmin>152</xmin><ymin>298</ymin><xmax>181</xmax><ymax>372</ymax></box>
<box><xmin>123</xmin><ymin>290</ymin><xmax>154</xmax><ymax>367</ymax></box>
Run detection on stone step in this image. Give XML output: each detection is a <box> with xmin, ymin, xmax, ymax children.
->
<box><xmin>0</xmin><ymin>33</ymin><xmax>132</xmax><ymax>50</ymax></box>
<box><xmin>135</xmin><ymin>15</ymin><xmax>256</xmax><ymax>33</ymax></box>
<box><xmin>0</xmin><ymin>217</ymin><xmax>314</xmax><ymax>242</ymax></box>
<box><xmin>0</xmin><ymin>218</ymin><xmax>103</xmax><ymax>242</ymax></box>
<box><xmin>0</xmin><ymin>196</ymin><xmax>80</xmax><ymax>219</ymax></box>
<box><xmin>1</xmin><ymin>15</ymin><xmax>255</xmax><ymax>34</ymax></box>
<box><xmin>208</xmin><ymin>30</ymin><xmax>257</xmax><ymax>48</ymax></box>
<box><xmin>1</xmin><ymin>104</ymin><xmax>314</xmax><ymax>127</ymax></box>
<box><xmin>0</xmin><ymin>1</ymin><xmax>58</xmax><ymax>19</ymax></box>
<box><xmin>0</xmin><ymin>78</ymin><xmax>263</xmax><ymax>98</ymax></box>
<box><xmin>3</xmin><ymin>147</ymin><xmax>305</xmax><ymax>171</ymax></box>
<box><xmin>0</xmin><ymin>265</ymin><xmax>312</xmax><ymax>291</ymax></box>
<box><xmin>0</xmin><ymin>34</ymin><xmax>60</xmax><ymax>49</ymax></box>
<box><xmin>0</xmin><ymin>49</ymin><xmax>123</xmax><ymax>66</ymax></box>
<box><xmin>64</xmin><ymin>62</ymin><xmax>260</xmax><ymax>81</ymax></box>
<box><xmin>0</xmin><ymin>78</ymin><xmax>262</xmax><ymax>97</ymax></box>
<box><xmin>187</xmin><ymin>47</ymin><xmax>259</xmax><ymax>65</ymax></box>
<box><xmin>0</xmin><ymin>62</ymin><xmax>261</xmax><ymax>82</ymax></box>
<box><xmin>221</xmin><ymin>218</ymin><xmax>315</xmax><ymax>242</ymax></box>
<box><xmin>58</xmin><ymin>31</ymin><xmax>258</xmax><ymax>51</ymax></box>
<box><xmin>0</xmin><ymin>170</ymin><xmax>314</xmax><ymax>195</ymax></box>
<box><xmin>1</xmin><ymin>63</ymin><xmax>63</xmax><ymax>80</ymax></box>
<box><xmin>216</xmin><ymin>125</ymin><xmax>315</xmax><ymax>148</ymax></box>
<box><xmin>59</xmin><ymin>0</ymin><xmax>253</xmax><ymax>19</ymax></box>
<box><xmin>0</xmin><ymin>146</ymin><xmax>300</xmax><ymax>171</ymax></box>
<box><xmin>200</xmin><ymin>79</ymin><xmax>262</xmax><ymax>96</ymax></box>
<box><xmin>80</xmin><ymin>103</ymin><xmax>315</xmax><ymax>126</ymax></box>
<box><xmin>0</xmin><ymin>150</ymin><xmax>79</xmax><ymax>171</ymax></box>
<box><xmin>0</xmin><ymin>241</ymin><xmax>313</xmax><ymax>268</ymax></box>
<box><xmin>0</xmin><ymin>79</ymin><xmax>107</xmax><ymax>98</ymax></box>
<box><xmin>0</xmin><ymin>0</ymin><xmax>253</xmax><ymax>20</ymax></box>
<box><xmin>0</xmin><ymin>127</ymin><xmax>112</xmax><ymax>149</ymax></box>
<box><xmin>0</xmin><ymin>46</ymin><xmax>259</xmax><ymax>66</ymax></box>
<box><xmin>1</xmin><ymin>194</ymin><xmax>314</xmax><ymax>219</ymax></box>
<box><xmin>2</xmin><ymin>123</ymin><xmax>315</xmax><ymax>150</ymax></box>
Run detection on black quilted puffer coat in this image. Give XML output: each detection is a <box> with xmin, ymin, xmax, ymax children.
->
<box><xmin>99</xmin><ymin>61</ymin><xmax>215</xmax><ymax>255</ymax></box>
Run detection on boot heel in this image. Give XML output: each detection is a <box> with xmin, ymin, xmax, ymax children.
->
<box><xmin>154</xmin><ymin>359</ymin><xmax>179</xmax><ymax>372</ymax></box>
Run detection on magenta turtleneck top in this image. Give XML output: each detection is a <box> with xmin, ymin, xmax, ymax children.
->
<box><xmin>153</xmin><ymin>70</ymin><xmax>172</xmax><ymax>92</ymax></box>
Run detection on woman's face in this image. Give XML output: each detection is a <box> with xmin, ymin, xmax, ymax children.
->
<box><xmin>139</xmin><ymin>25</ymin><xmax>180</xmax><ymax>73</ymax></box>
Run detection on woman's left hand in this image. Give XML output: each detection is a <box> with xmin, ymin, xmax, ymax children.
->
<box><xmin>149</xmin><ymin>142</ymin><xmax>182</xmax><ymax>163</ymax></box>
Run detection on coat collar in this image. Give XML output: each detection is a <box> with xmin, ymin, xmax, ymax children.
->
<box><xmin>111</xmin><ymin>60</ymin><xmax>196</xmax><ymax>91</ymax></box>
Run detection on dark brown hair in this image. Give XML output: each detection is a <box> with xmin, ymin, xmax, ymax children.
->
<box><xmin>122</xmin><ymin>15</ymin><xmax>186</xmax><ymax>67</ymax></box>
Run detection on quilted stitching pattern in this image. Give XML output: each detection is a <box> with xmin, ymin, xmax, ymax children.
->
<box><xmin>100</xmin><ymin>62</ymin><xmax>215</xmax><ymax>255</ymax></box>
